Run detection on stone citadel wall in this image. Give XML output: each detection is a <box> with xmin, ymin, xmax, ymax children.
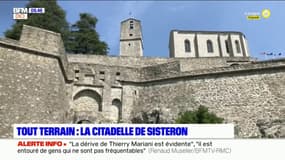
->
<box><xmin>0</xmin><ymin>25</ymin><xmax>70</xmax><ymax>138</ymax></box>
<box><xmin>131</xmin><ymin>61</ymin><xmax>285</xmax><ymax>137</ymax></box>
<box><xmin>68</xmin><ymin>54</ymin><xmax>251</xmax><ymax>71</ymax></box>
<box><xmin>0</xmin><ymin>25</ymin><xmax>284</xmax><ymax>138</ymax></box>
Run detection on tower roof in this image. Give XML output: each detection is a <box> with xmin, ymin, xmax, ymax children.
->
<box><xmin>121</xmin><ymin>18</ymin><xmax>141</xmax><ymax>23</ymax></box>
<box><xmin>170</xmin><ymin>30</ymin><xmax>245</xmax><ymax>36</ymax></box>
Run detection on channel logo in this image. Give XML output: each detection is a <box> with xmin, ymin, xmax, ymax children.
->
<box><xmin>244</xmin><ymin>8</ymin><xmax>271</xmax><ymax>21</ymax></box>
<box><xmin>261</xmin><ymin>9</ymin><xmax>271</xmax><ymax>19</ymax></box>
<box><xmin>13</xmin><ymin>7</ymin><xmax>45</xmax><ymax>20</ymax></box>
<box><xmin>13</xmin><ymin>13</ymin><xmax>28</xmax><ymax>20</ymax></box>
<box><xmin>13</xmin><ymin>8</ymin><xmax>28</xmax><ymax>20</ymax></box>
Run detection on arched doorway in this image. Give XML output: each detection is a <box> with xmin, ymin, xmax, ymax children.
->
<box><xmin>72</xmin><ymin>90</ymin><xmax>102</xmax><ymax>123</ymax></box>
<box><xmin>77</xmin><ymin>120</ymin><xmax>92</xmax><ymax>124</ymax></box>
<box><xmin>73</xmin><ymin>89</ymin><xmax>102</xmax><ymax>112</ymax></box>
<box><xmin>110</xmin><ymin>99</ymin><xmax>122</xmax><ymax>123</ymax></box>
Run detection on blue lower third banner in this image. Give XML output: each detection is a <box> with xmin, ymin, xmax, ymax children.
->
<box><xmin>14</xmin><ymin>124</ymin><xmax>234</xmax><ymax>139</ymax></box>
<box><xmin>0</xmin><ymin>124</ymin><xmax>282</xmax><ymax>159</ymax></box>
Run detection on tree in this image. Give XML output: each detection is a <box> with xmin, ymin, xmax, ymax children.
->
<box><xmin>5</xmin><ymin>0</ymin><xmax>69</xmax><ymax>43</ymax></box>
<box><xmin>5</xmin><ymin>1</ymin><xmax>108</xmax><ymax>55</ymax></box>
<box><xmin>175</xmin><ymin>105</ymin><xmax>223</xmax><ymax>124</ymax></box>
<box><xmin>67</xmin><ymin>13</ymin><xmax>108</xmax><ymax>55</ymax></box>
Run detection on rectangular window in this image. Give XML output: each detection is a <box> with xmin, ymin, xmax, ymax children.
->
<box><xmin>235</xmin><ymin>40</ymin><xmax>241</xmax><ymax>53</ymax></box>
<box><xmin>115</xmin><ymin>72</ymin><xmax>120</xmax><ymax>80</ymax></box>
<box><xmin>74</xmin><ymin>69</ymin><xmax>80</xmax><ymax>81</ymax></box>
<box><xmin>225</xmin><ymin>40</ymin><xmax>230</xmax><ymax>53</ymax></box>
<box><xmin>207</xmin><ymin>40</ymin><xmax>213</xmax><ymax>53</ymax></box>
<box><xmin>99</xmin><ymin>71</ymin><xmax>105</xmax><ymax>81</ymax></box>
<box><xmin>184</xmin><ymin>40</ymin><xmax>191</xmax><ymax>52</ymax></box>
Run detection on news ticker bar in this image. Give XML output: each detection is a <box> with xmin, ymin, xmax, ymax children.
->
<box><xmin>0</xmin><ymin>139</ymin><xmax>284</xmax><ymax>160</ymax></box>
<box><xmin>14</xmin><ymin>124</ymin><xmax>234</xmax><ymax>139</ymax></box>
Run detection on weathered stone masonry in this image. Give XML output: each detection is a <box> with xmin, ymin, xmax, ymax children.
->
<box><xmin>0</xmin><ymin>25</ymin><xmax>70</xmax><ymax>138</ymax></box>
<box><xmin>0</xmin><ymin>24</ymin><xmax>284</xmax><ymax>138</ymax></box>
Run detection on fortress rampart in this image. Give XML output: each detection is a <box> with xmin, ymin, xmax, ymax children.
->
<box><xmin>0</xmin><ymin>25</ymin><xmax>284</xmax><ymax>138</ymax></box>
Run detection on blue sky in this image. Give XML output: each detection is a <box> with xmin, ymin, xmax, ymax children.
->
<box><xmin>1</xmin><ymin>1</ymin><xmax>285</xmax><ymax>60</ymax></box>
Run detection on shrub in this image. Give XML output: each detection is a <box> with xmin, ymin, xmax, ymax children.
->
<box><xmin>175</xmin><ymin>105</ymin><xmax>223</xmax><ymax>124</ymax></box>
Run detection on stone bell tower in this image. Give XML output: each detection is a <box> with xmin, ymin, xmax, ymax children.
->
<box><xmin>120</xmin><ymin>18</ymin><xmax>143</xmax><ymax>57</ymax></box>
